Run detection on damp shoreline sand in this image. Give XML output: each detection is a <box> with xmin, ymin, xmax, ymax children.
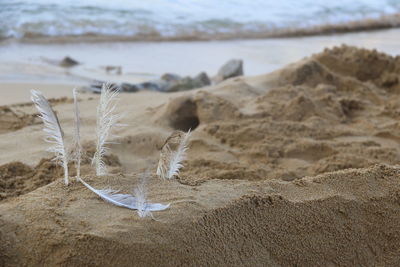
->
<box><xmin>2</xmin><ymin>28</ymin><xmax>400</xmax><ymax>101</ymax></box>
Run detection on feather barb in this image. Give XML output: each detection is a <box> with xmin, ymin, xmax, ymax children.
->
<box><xmin>31</xmin><ymin>89</ymin><xmax>69</xmax><ymax>185</ymax></box>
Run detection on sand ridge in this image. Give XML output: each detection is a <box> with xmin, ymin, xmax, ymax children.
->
<box><xmin>1</xmin><ymin>165</ymin><xmax>400</xmax><ymax>266</ymax></box>
<box><xmin>152</xmin><ymin>45</ymin><xmax>400</xmax><ymax>186</ymax></box>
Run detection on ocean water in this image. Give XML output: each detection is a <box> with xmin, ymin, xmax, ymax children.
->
<box><xmin>1</xmin><ymin>0</ymin><xmax>400</xmax><ymax>41</ymax></box>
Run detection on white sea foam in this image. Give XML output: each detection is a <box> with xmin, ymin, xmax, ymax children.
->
<box><xmin>1</xmin><ymin>0</ymin><xmax>400</xmax><ymax>41</ymax></box>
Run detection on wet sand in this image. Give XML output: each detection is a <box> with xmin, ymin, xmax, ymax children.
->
<box><xmin>1</xmin><ymin>28</ymin><xmax>400</xmax><ymax>88</ymax></box>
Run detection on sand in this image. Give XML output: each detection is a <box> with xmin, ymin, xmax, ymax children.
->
<box><xmin>2</xmin><ymin>45</ymin><xmax>400</xmax><ymax>266</ymax></box>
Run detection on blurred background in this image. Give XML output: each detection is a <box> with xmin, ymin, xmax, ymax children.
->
<box><xmin>1</xmin><ymin>0</ymin><xmax>400</xmax><ymax>103</ymax></box>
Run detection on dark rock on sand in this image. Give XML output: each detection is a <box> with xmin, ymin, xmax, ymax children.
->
<box><xmin>164</xmin><ymin>77</ymin><xmax>194</xmax><ymax>92</ymax></box>
<box><xmin>121</xmin><ymin>80</ymin><xmax>169</xmax><ymax>92</ymax></box>
<box><xmin>59</xmin><ymin>56</ymin><xmax>80</xmax><ymax>67</ymax></box>
<box><xmin>194</xmin><ymin>72</ymin><xmax>211</xmax><ymax>87</ymax></box>
<box><xmin>83</xmin><ymin>81</ymin><xmax>103</xmax><ymax>93</ymax></box>
<box><xmin>104</xmin><ymin>66</ymin><xmax>122</xmax><ymax>75</ymax></box>
<box><xmin>142</xmin><ymin>80</ymin><xmax>168</xmax><ymax>91</ymax></box>
<box><xmin>84</xmin><ymin>72</ymin><xmax>210</xmax><ymax>94</ymax></box>
<box><xmin>216</xmin><ymin>59</ymin><xmax>243</xmax><ymax>82</ymax></box>
<box><xmin>120</xmin><ymin>83</ymin><xmax>140</xmax><ymax>92</ymax></box>
<box><xmin>161</xmin><ymin>73</ymin><xmax>182</xmax><ymax>82</ymax></box>
<box><xmin>164</xmin><ymin>72</ymin><xmax>211</xmax><ymax>92</ymax></box>
<box><xmin>83</xmin><ymin>81</ymin><xmax>119</xmax><ymax>93</ymax></box>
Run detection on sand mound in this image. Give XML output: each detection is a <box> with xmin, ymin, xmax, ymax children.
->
<box><xmin>156</xmin><ymin>91</ymin><xmax>239</xmax><ymax>132</ymax></box>
<box><xmin>0</xmin><ymin>159</ymin><xmax>74</xmax><ymax>201</ymax></box>
<box><xmin>187</xmin><ymin>179</ymin><xmax>400</xmax><ymax>265</ymax></box>
<box><xmin>0</xmin><ymin>147</ymin><xmax>121</xmax><ymax>202</ymax></box>
<box><xmin>1</xmin><ymin>164</ymin><xmax>400</xmax><ymax>266</ymax></box>
<box><xmin>152</xmin><ymin>45</ymin><xmax>400</xmax><ymax>185</ymax></box>
<box><xmin>316</xmin><ymin>45</ymin><xmax>400</xmax><ymax>89</ymax></box>
<box><xmin>2</xmin><ymin>45</ymin><xmax>400</xmax><ymax>265</ymax></box>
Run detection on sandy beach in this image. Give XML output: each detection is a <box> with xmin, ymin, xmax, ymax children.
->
<box><xmin>2</xmin><ymin>28</ymin><xmax>400</xmax><ymax>88</ymax></box>
<box><xmin>2</xmin><ymin>33</ymin><xmax>400</xmax><ymax>265</ymax></box>
<box><xmin>1</xmin><ymin>27</ymin><xmax>400</xmax><ymax>102</ymax></box>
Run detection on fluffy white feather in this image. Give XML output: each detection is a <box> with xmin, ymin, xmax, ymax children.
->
<box><xmin>31</xmin><ymin>89</ymin><xmax>69</xmax><ymax>185</ymax></box>
<box><xmin>78</xmin><ymin>177</ymin><xmax>170</xmax><ymax>212</ymax></box>
<box><xmin>157</xmin><ymin>130</ymin><xmax>191</xmax><ymax>179</ymax></box>
<box><xmin>73</xmin><ymin>88</ymin><xmax>82</xmax><ymax>181</ymax></box>
<box><xmin>92</xmin><ymin>83</ymin><xmax>122</xmax><ymax>176</ymax></box>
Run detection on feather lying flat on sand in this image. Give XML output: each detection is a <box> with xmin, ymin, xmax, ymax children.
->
<box><xmin>31</xmin><ymin>89</ymin><xmax>69</xmax><ymax>185</ymax></box>
<box><xmin>157</xmin><ymin>129</ymin><xmax>191</xmax><ymax>180</ymax></box>
<box><xmin>79</xmin><ymin>177</ymin><xmax>170</xmax><ymax>213</ymax></box>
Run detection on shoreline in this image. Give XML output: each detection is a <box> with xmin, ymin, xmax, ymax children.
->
<box><xmin>2</xmin><ymin>13</ymin><xmax>400</xmax><ymax>45</ymax></box>
<box><xmin>1</xmin><ymin>28</ymin><xmax>400</xmax><ymax>93</ymax></box>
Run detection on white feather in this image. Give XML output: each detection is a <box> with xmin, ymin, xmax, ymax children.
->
<box><xmin>31</xmin><ymin>90</ymin><xmax>69</xmax><ymax>185</ymax></box>
<box><xmin>92</xmin><ymin>83</ymin><xmax>123</xmax><ymax>176</ymax></box>
<box><xmin>134</xmin><ymin>172</ymin><xmax>151</xmax><ymax>218</ymax></box>
<box><xmin>156</xmin><ymin>144</ymin><xmax>171</xmax><ymax>179</ymax></box>
<box><xmin>73</xmin><ymin>88</ymin><xmax>82</xmax><ymax>181</ymax></box>
<box><xmin>167</xmin><ymin>129</ymin><xmax>191</xmax><ymax>179</ymax></box>
<box><xmin>78</xmin><ymin>177</ymin><xmax>170</xmax><ymax>212</ymax></box>
<box><xmin>156</xmin><ymin>130</ymin><xmax>191</xmax><ymax>180</ymax></box>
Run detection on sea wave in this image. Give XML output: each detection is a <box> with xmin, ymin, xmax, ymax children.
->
<box><xmin>2</xmin><ymin>0</ymin><xmax>400</xmax><ymax>43</ymax></box>
<box><xmin>2</xmin><ymin>14</ymin><xmax>400</xmax><ymax>44</ymax></box>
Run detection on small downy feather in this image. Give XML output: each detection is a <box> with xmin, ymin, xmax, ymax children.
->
<box><xmin>157</xmin><ymin>129</ymin><xmax>191</xmax><ymax>179</ymax></box>
<box><xmin>78</xmin><ymin>177</ymin><xmax>170</xmax><ymax>212</ymax></box>
<box><xmin>134</xmin><ymin>171</ymin><xmax>151</xmax><ymax>218</ymax></box>
<box><xmin>92</xmin><ymin>83</ymin><xmax>123</xmax><ymax>176</ymax></box>
<box><xmin>73</xmin><ymin>88</ymin><xmax>82</xmax><ymax>181</ymax></box>
<box><xmin>31</xmin><ymin>90</ymin><xmax>69</xmax><ymax>185</ymax></box>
